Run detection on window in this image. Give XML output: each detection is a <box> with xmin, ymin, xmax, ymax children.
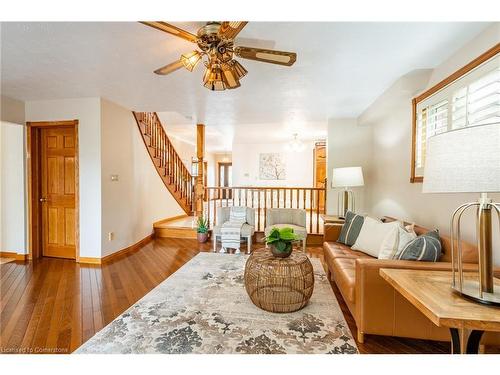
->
<box><xmin>411</xmin><ymin>44</ymin><xmax>500</xmax><ymax>182</ymax></box>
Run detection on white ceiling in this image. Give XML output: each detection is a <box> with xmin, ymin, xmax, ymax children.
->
<box><xmin>1</xmin><ymin>22</ymin><xmax>491</xmax><ymax>151</ymax></box>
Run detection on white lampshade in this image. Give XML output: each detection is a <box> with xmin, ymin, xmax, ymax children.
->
<box><xmin>332</xmin><ymin>167</ymin><xmax>364</xmax><ymax>188</ymax></box>
<box><xmin>423</xmin><ymin>123</ymin><xmax>500</xmax><ymax>193</ymax></box>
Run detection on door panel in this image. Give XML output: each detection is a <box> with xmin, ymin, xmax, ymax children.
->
<box><xmin>314</xmin><ymin>142</ymin><xmax>327</xmax><ymax>213</ymax></box>
<box><xmin>41</xmin><ymin>127</ymin><xmax>76</xmax><ymax>259</ymax></box>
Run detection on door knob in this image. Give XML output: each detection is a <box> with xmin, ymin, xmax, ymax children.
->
<box><xmin>39</xmin><ymin>197</ymin><xmax>48</xmax><ymax>202</ymax></box>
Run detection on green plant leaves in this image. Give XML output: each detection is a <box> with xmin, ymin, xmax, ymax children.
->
<box><xmin>265</xmin><ymin>226</ymin><xmax>299</xmax><ymax>244</ymax></box>
<box><xmin>197</xmin><ymin>216</ymin><xmax>208</xmax><ymax>233</ymax></box>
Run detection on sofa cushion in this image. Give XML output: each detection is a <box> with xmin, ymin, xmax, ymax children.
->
<box><xmin>394</xmin><ymin>230</ymin><xmax>442</xmax><ymax>262</ymax></box>
<box><xmin>378</xmin><ymin>225</ymin><xmax>417</xmax><ymax>259</ymax></box>
<box><xmin>352</xmin><ymin>217</ymin><xmax>401</xmax><ymax>257</ymax></box>
<box><xmin>337</xmin><ymin>211</ymin><xmax>364</xmax><ymax>246</ymax></box>
<box><xmin>323</xmin><ymin>241</ymin><xmax>372</xmax><ymax>260</ymax></box>
<box><xmin>332</xmin><ymin>257</ymin><xmax>356</xmax><ymax>302</ymax></box>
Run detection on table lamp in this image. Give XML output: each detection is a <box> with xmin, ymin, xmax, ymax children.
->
<box><xmin>423</xmin><ymin>122</ymin><xmax>500</xmax><ymax>306</ymax></box>
<box><xmin>332</xmin><ymin>166</ymin><xmax>364</xmax><ymax>218</ymax></box>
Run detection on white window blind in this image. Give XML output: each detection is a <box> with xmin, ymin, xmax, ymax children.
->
<box><xmin>414</xmin><ymin>53</ymin><xmax>500</xmax><ymax>178</ymax></box>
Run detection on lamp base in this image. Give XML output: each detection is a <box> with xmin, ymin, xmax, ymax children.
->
<box><xmin>452</xmin><ymin>280</ymin><xmax>500</xmax><ymax>306</ymax></box>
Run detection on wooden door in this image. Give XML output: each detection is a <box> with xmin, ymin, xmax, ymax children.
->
<box><xmin>40</xmin><ymin>127</ymin><xmax>77</xmax><ymax>259</ymax></box>
<box><xmin>313</xmin><ymin>142</ymin><xmax>327</xmax><ymax>213</ymax></box>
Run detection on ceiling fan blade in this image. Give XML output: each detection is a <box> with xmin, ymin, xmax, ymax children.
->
<box><xmin>154</xmin><ymin>60</ymin><xmax>184</xmax><ymax>75</ymax></box>
<box><xmin>234</xmin><ymin>46</ymin><xmax>296</xmax><ymax>66</ymax></box>
<box><xmin>218</xmin><ymin>21</ymin><xmax>248</xmax><ymax>39</ymax></box>
<box><xmin>140</xmin><ymin>21</ymin><xmax>198</xmax><ymax>43</ymax></box>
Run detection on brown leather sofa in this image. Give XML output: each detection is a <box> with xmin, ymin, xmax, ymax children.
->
<box><xmin>323</xmin><ymin>217</ymin><xmax>500</xmax><ymax>347</ymax></box>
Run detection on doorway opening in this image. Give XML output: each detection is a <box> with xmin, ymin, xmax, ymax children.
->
<box><xmin>218</xmin><ymin>162</ymin><xmax>232</xmax><ymax>200</ymax></box>
<box><xmin>27</xmin><ymin>120</ymin><xmax>79</xmax><ymax>261</ymax></box>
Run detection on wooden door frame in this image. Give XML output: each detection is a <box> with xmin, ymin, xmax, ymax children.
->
<box><xmin>26</xmin><ymin>120</ymin><xmax>80</xmax><ymax>261</ymax></box>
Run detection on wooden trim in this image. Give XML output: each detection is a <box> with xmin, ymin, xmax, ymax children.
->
<box><xmin>26</xmin><ymin>120</ymin><xmax>80</xmax><ymax>261</ymax></box>
<box><xmin>78</xmin><ymin>257</ymin><xmax>102</xmax><ymax>265</ymax></box>
<box><xmin>0</xmin><ymin>251</ymin><xmax>29</xmax><ymax>261</ymax></box>
<box><xmin>101</xmin><ymin>234</ymin><xmax>154</xmax><ymax>263</ymax></box>
<box><xmin>414</xmin><ymin>43</ymin><xmax>500</xmax><ymax>103</ymax></box>
<box><xmin>153</xmin><ymin>214</ymin><xmax>189</xmax><ymax>227</ymax></box>
<box><xmin>77</xmin><ymin>234</ymin><xmax>155</xmax><ymax>265</ymax></box>
<box><xmin>410</xmin><ymin>43</ymin><xmax>500</xmax><ymax>183</ymax></box>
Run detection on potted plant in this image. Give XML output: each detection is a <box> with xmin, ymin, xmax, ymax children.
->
<box><xmin>196</xmin><ymin>216</ymin><xmax>209</xmax><ymax>243</ymax></box>
<box><xmin>265</xmin><ymin>227</ymin><xmax>299</xmax><ymax>258</ymax></box>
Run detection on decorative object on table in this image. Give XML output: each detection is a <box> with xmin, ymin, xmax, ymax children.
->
<box><xmin>331</xmin><ymin>167</ymin><xmax>364</xmax><ymax>218</ymax></box>
<box><xmin>245</xmin><ymin>249</ymin><xmax>315</xmax><ymax>313</ymax></box>
<box><xmin>265</xmin><ymin>227</ymin><xmax>300</xmax><ymax>258</ymax></box>
<box><xmin>265</xmin><ymin>208</ymin><xmax>307</xmax><ymax>252</ymax></box>
<box><xmin>196</xmin><ymin>216</ymin><xmax>209</xmax><ymax>243</ymax></box>
<box><xmin>78</xmin><ymin>253</ymin><xmax>356</xmax><ymax>354</ymax></box>
<box><xmin>212</xmin><ymin>206</ymin><xmax>255</xmax><ymax>254</ymax></box>
<box><xmin>423</xmin><ymin>122</ymin><xmax>500</xmax><ymax>306</ymax></box>
<box><xmin>259</xmin><ymin>153</ymin><xmax>286</xmax><ymax>180</ymax></box>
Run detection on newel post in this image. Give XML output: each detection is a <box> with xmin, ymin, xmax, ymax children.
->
<box><xmin>195</xmin><ymin>123</ymin><xmax>205</xmax><ymax>217</ymax></box>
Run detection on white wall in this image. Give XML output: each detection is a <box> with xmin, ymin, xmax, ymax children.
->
<box><xmin>326</xmin><ymin>119</ymin><xmax>372</xmax><ymax>215</ymax></box>
<box><xmin>169</xmin><ymin>136</ymin><xmax>195</xmax><ymax>170</ymax></box>
<box><xmin>232</xmin><ymin>142</ymin><xmax>314</xmax><ymax>187</ymax></box>
<box><xmin>1</xmin><ymin>95</ymin><xmax>25</xmax><ymax>124</ymax></box>
<box><xmin>100</xmin><ymin>99</ymin><xmax>185</xmax><ymax>257</ymax></box>
<box><xmin>357</xmin><ymin>24</ymin><xmax>500</xmax><ymax>265</ymax></box>
<box><xmin>0</xmin><ymin>121</ymin><xmax>26</xmax><ymax>253</ymax></box>
<box><xmin>25</xmin><ymin>98</ymin><xmax>102</xmax><ymax>258</ymax></box>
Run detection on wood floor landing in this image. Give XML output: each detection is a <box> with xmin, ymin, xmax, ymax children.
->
<box><xmin>0</xmin><ymin>238</ymin><xmax>465</xmax><ymax>354</ymax></box>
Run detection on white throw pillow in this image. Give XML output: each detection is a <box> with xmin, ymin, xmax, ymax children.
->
<box><xmin>351</xmin><ymin>217</ymin><xmax>401</xmax><ymax>257</ymax></box>
<box><xmin>378</xmin><ymin>225</ymin><xmax>417</xmax><ymax>259</ymax></box>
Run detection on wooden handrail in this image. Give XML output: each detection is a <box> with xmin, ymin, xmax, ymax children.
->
<box><xmin>132</xmin><ymin>112</ymin><xmax>195</xmax><ymax>215</ymax></box>
<box><xmin>204</xmin><ymin>186</ymin><xmax>327</xmax><ymax>234</ymax></box>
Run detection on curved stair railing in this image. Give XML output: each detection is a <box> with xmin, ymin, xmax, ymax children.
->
<box><xmin>133</xmin><ymin>112</ymin><xmax>194</xmax><ymax>215</ymax></box>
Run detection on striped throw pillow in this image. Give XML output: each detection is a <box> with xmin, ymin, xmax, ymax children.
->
<box><xmin>337</xmin><ymin>211</ymin><xmax>364</xmax><ymax>246</ymax></box>
<box><xmin>393</xmin><ymin>230</ymin><xmax>442</xmax><ymax>262</ymax></box>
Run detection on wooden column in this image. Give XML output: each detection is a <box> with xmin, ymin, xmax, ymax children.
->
<box><xmin>195</xmin><ymin>124</ymin><xmax>205</xmax><ymax>217</ymax></box>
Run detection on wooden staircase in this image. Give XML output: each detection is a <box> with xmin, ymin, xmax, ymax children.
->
<box><xmin>133</xmin><ymin>112</ymin><xmax>195</xmax><ymax>216</ymax></box>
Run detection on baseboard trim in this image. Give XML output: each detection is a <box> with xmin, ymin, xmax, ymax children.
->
<box><xmin>102</xmin><ymin>234</ymin><xmax>154</xmax><ymax>263</ymax></box>
<box><xmin>0</xmin><ymin>251</ymin><xmax>28</xmax><ymax>261</ymax></box>
<box><xmin>78</xmin><ymin>257</ymin><xmax>102</xmax><ymax>265</ymax></box>
<box><xmin>153</xmin><ymin>214</ymin><xmax>190</xmax><ymax>227</ymax></box>
<box><xmin>78</xmin><ymin>234</ymin><xmax>154</xmax><ymax>265</ymax></box>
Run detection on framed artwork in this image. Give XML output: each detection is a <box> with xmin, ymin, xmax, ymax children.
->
<box><xmin>259</xmin><ymin>153</ymin><xmax>286</xmax><ymax>180</ymax></box>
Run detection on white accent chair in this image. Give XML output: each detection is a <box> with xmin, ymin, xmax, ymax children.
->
<box><xmin>264</xmin><ymin>208</ymin><xmax>307</xmax><ymax>251</ymax></box>
<box><xmin>212</xmin><ymin>207</ymin><xmax>255</xmax><ymax>254</ymax></box>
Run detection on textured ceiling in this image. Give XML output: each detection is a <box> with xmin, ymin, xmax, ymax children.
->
<box><xmin>1</xmin><ymin>22</ymin><xmax>491</xmax><ymax>151</ymax></box>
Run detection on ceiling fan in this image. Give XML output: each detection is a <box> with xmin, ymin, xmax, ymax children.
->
<box><xmin>140</xmin><ymin>21</ymin><xmax>297</xmax><ymax>91</ymax></box>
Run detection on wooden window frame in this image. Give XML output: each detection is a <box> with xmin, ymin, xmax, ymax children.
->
<box><xmin>26</xmin><ymin>120</ymin><xmax>80</xmax><ymax>261</ymax></box>
<box><xmin>410</xmin><ymin>42</ymin><xmax>500</xmax><ymax>183</ymax></box>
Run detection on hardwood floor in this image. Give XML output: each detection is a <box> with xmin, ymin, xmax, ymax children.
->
<box><xmin>0</xmin><ymin>238</ymin><xmax>457</xmax><ymax>354</ymax></box>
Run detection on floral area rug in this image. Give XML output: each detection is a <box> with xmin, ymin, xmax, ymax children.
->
<box><xmin>76</xmin><ymin>252</ymin><xmax>358</xmax><ymax>354</ymax></box>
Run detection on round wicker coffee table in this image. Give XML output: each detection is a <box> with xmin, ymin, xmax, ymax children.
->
<box><xmin>244</xmin><ymin>248</ymin><xmax>314</xmax><ymax>313</ymax></box>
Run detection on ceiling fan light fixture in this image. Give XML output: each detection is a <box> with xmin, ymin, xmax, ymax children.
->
<box><xmin>181</xmin><ymin>51</ymin><xmax>202</xmax><ymax>72</ymax></box>
<box><xmin>203</xmin><ymin>65</ymin><xmax>226</xmax><ymax>91</ymax></box>
<box><xmin>221</xmin><ymin>65</ymin><xmax>241</xmax><ymax>89</ymax></box>
<box><xmin>229</xmin><ymin>60</ymin><xmax>248</xmax><ymax>80</ymax></box>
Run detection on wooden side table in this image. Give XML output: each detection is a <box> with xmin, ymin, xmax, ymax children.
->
<box><xmin>320</xmin><ymin>214</ymin><xmax>345</xmax><ymax>224</ymax></box>
<box><xmin>380</xmin><ymin>268</ymin><xmax>500</xmax><ymax>354</ymax></box>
